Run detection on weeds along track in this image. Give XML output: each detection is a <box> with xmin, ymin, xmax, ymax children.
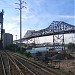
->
<box><xmin>0</xmin><ymin>51</ymin><xmax>35</xmax><ymax>75</ymax></box>
<box><xmin>7</xmin><ymin>51</ymin><xmax>64</xmax><ymax>75</ymax></box>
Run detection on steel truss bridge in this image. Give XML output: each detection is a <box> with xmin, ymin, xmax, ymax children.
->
<box><xmin>16</xmin><ymin>21</ymin><xmax>75</xmax><ymax>51</ymax></box>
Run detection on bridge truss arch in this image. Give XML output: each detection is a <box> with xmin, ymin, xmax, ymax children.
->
<box><xmin>15</xmin><ymin>21</ymin><xmax>75</xmax><ymax>51</ymax></box>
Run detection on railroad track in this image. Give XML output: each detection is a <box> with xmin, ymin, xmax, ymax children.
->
<box><xmin>0</xmin><ymin>51</ymin><xmax>10</xmax><ymax>75</ymax></box>
<box><xmin>6</xmin><ymin>51</ymin><xmax>64</xmax><ymax>75</ymax></box>
<box><xmin>0</xmin><ymin>51</ymin><xmax>5</xmax><ymax>75</ymax></box>
<box><xmin>0</xmin><ymin>51</ymin><xmax>35</xmax><ymax>75</ymax></box>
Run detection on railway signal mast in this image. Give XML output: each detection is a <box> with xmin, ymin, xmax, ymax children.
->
<box><xmin>0</xmin><ymin>9</ymin><xmax>4</xmax><ymax>49</ymax></box>
<box><xmin>15</xmin><ymin>0</ymin><xmax>27</xmax><ymax>50</ymax></box>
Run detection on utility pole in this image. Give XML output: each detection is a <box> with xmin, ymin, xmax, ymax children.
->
<box><xmin>15</xmin><ymin>0</ymin><xmax>26</xmax><ymax>50</ymax></box>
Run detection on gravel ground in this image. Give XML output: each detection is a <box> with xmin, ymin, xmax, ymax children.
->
<box><xmin>55</xmin><ymin>60</ymin><xmax>75</xmax><ymax>73</ymax></box>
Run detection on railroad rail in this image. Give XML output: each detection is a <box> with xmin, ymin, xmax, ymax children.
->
<box><xmin>0</xmin><ymin>51</ymin><xmax>10</xmax><ymax>75</ymax></box>
<box><xmin>6</xmin><ymin>51</ymin><xmax>64</xmax><ymax>75</ymax></box>
<box><xmin>0</xmin><ymin>51</ymin><xmax>35</xmax><ymax>75</ymax></box>
<box><xmin>0</xmin><ymin>51</ymin><xmax>6</xmax><ymax>75</ymax></box>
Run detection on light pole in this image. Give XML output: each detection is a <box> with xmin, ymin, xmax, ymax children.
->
<box><xmin>15</xmin><ymin>35</ymin><xmax>17</xmax><ymax>52</ymax></box>
<box><xmin>16</xmin><ymin>35</ymin><xmax>17</xmax><ymax>42</ymax></box>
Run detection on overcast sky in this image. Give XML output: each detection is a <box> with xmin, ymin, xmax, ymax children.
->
<box><xmin>0</xmin><ymin>0</ymin><xmax>75</xmax><ymax>43</ymax></box>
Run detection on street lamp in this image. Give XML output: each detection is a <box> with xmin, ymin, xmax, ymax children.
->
<box><xmin>15</xmin><ymin>35</ymin><xmax>17</xmax><ymax>52</ymax></box>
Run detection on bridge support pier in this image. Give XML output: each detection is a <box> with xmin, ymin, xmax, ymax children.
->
<box><xmin>52</xmin><ymin>21</ymin><xmax>65</xmax><ymax>52</ymax></box>
<box><xmin>53</xmin><ymin>34</ymin><xmax>65</xmax><ymax>51</ymax></box>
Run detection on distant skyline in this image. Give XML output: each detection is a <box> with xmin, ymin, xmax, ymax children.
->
<box><xmin>0</xmin><ymin>0</ymin><xmax>75</xmax><ymax>43</ymax></box>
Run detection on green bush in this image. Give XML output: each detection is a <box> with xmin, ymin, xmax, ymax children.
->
<box><xmin>5</xmin><ymin>44</ymin><xmax>26</xmax><ymax>53</ymax></box>
<box><xmin>24</xmin><ymin>52</ymin><xmax>32</xmax><ymax>57</ymax></box>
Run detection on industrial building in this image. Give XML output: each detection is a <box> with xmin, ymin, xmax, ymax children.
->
<box><xmin>3</xmin><ymin>33</ymin><xmax>13</xmax><ymax>48</ymax></box>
